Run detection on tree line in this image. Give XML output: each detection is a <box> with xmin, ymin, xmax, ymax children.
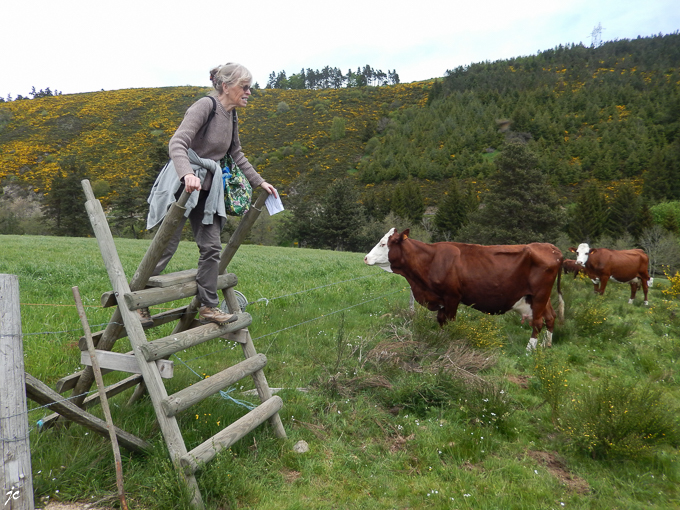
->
<box><xmin>1</xmin><ymin>86</ymin><xmax>62</xmax><ymax>102</ymax></box>
<box><xmin>265</xmin><ymin>65</ymin><xmax>400</xmax><ymax>90</ymax></box>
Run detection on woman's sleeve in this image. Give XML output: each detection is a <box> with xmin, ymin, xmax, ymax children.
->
<box><xmin>169</xmin><ymin>98</ymin><xmax>212</xmax><ymax>181</ymax></box>
<box><xmin>231</xmin><ymin>118</ymin><xmax>265</xmax><ymax>188</ymax></box>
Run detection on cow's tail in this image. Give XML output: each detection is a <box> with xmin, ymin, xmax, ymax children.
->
<box><xmin>556</xmin><ymin>261</ymin><xmax>565</xmax><ymax>325</ymax></box>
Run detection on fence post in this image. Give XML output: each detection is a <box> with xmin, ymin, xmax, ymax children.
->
<box><xmin>0</xmin><ymin>274</ymin><xmax>34</xmax><ymax>510</ymax></box>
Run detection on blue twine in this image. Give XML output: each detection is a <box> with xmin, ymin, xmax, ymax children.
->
<box><xmin>219</xmin><ymin>387</ymin><xmax>256</xmax><ymax>411</ymax></box>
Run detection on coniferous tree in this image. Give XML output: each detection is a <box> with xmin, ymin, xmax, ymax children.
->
<box><xmin>41</xmin><ymin>156</ymin><xmax>92</xmax><ymax>237</ymax></box>
<box><xmin>109</xmin><ymin>176</ymin><xmax>147</xmax><ymax>238</ymax></box>
<box><xmin>432</xmin><ymin>179</ymin><xmax>476</xmax><ymax>241</ymax></box>
<box><xmin>459</xmin><ymin>143</ymin><xmax>563</xmax><ymax>245</ymax></box>
<box><xmin>317</xmin><ymin>179</ymin><xmax>366</xmax><ymax>251</ymax></box>
<box><xmin>606</xmin><ymin>181</ymin><xmax>640</xmax><ymax>239</ymax></box>
<box><xmin>566</xmin><ymin>182</ymin><xmax>608</xmax><ymax>244</ymax></box>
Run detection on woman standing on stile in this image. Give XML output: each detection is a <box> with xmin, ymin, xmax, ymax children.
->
<box><xmin>144</xmin><ymin>63</ymin><xmax>277</xmax><ymax>326</ymax></box>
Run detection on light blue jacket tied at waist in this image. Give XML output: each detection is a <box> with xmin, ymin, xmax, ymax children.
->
<box><xmin>146</xmin><ymin>149</ymin><xmax>226</xmax><ymax>230</ymax></box>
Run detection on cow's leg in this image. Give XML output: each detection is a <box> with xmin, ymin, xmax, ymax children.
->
<box><xmin>641</xmin><ymin>277</ymin><xmax>650</xmax><ymax>305</ymax></box>
<box><xmin>628</xmin><ymin>279</ymin><xmax>639</xmax><ymax>304</ymax></box>
<box><xmin>526</xmin><ymin>315</ymin><xmax>545</xmax><ymax>352</ymax></box>
<box><xmin>437</xmin><ymin>301</ymin><xmax>459</xmax><ymax>327</ymax></box>
<box><xmin>540</xmin><ymin>301</ymin><xmax>556</xmax><ymax>348</ymax></box>
<box><xmin>596</xmin><ymin>275</ymin><xmax>610</xmax><ymax>296</ymax></box>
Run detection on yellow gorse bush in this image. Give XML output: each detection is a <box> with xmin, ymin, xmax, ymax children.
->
<box><xmin>0</xmin><ymin>83</ymin><xmax>430</xmax><ymax>198</ymax></box>
<box><xmin>662</xmin><ymin>267</ymin><xmax>680</xmax><ymax>299</ymax></box>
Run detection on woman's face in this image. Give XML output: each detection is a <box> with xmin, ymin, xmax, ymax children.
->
<box><xmin>224</xmin><ymin>82</ymin><xmax>252</xmax><ymax>108</ymax></box>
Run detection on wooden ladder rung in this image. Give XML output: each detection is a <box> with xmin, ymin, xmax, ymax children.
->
<box><xmin>77</xmin><ymin>305</ymin><xmax>191</xmax><ymax>350</ymax></box>
<box><xmin>161</xmin><ymin>353</ymin><xmax>267</xmax><ymax>417</ymax></box>
<box><xmin>80</xmin><ymin>350</ymin><xmax>174</xmax><ymax>378</ymax></box>
<box><xmin>147</xmin><ymin>269</ymin><xmax>198</xmax><ymax>287</ymax></box>
<box><xmin>138</xmin><ymin>313</ymin><xmax>252</xmax><ymax>361</ymax></box>
<box><xmin>100</xmin><ymin>273</ymin><xmax>237</xmax><ymax>308</ymax></box>
<box><xmin>180</xmin><ymin>395</ymin><xmax>284</xmax><ymax>474</ymax></box>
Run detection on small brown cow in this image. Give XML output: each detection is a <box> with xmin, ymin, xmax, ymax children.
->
<box><xmin>364</xmin><ymin>228</ymin><xmax>564</xmax><ymax>351</ymax></box>
<box><xmin>569</xmin><ymin>243</ymin><xmax>650</xmax><ymax>304</ymax></box>
<box><xmin>562</xmin><ymin>259</ymin><xmax>583</xmax><ymax>278</ymax></box>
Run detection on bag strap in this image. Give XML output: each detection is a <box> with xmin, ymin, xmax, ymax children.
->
<box><xmin>198</xmin><ymin>96</ymin><xmax>218</xmax><ymax>139</ymax></box>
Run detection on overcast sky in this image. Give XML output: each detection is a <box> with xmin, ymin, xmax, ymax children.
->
<box><xmin>2</xmin><ymin>0</ymin><xmax>678</xmax><ymax>99</ymax></box>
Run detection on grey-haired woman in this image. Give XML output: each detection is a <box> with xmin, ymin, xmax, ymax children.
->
<box><xmin>145</xmin><ymin>63</ymin><xmax>276</xmax><ymax>326</ymax></box>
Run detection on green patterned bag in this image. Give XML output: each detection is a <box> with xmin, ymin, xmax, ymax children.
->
<box><xmin>221</xmin><ymin>154</ymin><xmax>253</xmax><ymax>216</ymax></box>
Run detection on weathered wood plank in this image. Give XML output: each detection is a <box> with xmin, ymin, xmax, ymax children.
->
<box><xmin>180</xmin><ymin>396</ymin><xmax>283</xmax><ymax>474</ymax></box>
<box><xmin>122</xmin><ymin>273</ymin><xmax>238</xmax><ymax>310</ymax></box>
<box><xmin>1</xmin><ymin>273</ymin><xmax>34</xmax><ymax>510</ymax></box>
<box><xmin>138</xmin><ymin>313</ymin><xmax>252</xmax><ymax>362</ymax></box>
<box><xmin>25</xmin><ymin>373</ymin><xmax>151</xmax><ymax>453</ymax></box>
<box><xmin>147</xmin><ymin>269</ymin><xmax>198</xmax><ymax>288</ymax></box>
<box><xmin>162</xmin><ymin>354</ymin><xmax>267</xmax><ymax>417</ymax></box>
<box><xmin>80</xmin><ymin>350</ymin><xmax>174</xmax><ymax>379</ymax></box>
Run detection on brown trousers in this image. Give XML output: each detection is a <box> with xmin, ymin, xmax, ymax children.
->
<box><xmin>153</xmin><ymin>190</ymin><xmax>222</xmax><ymax>308</ymax></box>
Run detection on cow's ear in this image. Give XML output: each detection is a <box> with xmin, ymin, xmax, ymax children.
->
<box><xmin>568</xmin><ymin>247</ymin><xmax>576</xmax><ymax>252</ymax></box>
<box><xmin>589</xmin><ymin>248</ymin><xmax>597</xmax><ymax>254</ymax></box>
<box><xmin>402</xmin><ymin>229</ymin><xmax>410</xmax><ymax>239</ymax></box>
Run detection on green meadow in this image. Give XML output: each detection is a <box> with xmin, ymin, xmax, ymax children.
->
<box><xmin>1</xmin><ymin>234</ymin><xmax>679</xmax><ymax>510</ymax></box>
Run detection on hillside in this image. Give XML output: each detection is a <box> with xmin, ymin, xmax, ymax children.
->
<box><xmin>1</xmin><ymin>33</ymin><xmax>679</xmax><ymax>241</ymax></box>
<box><xmin>0</xmin><ymin>83</ymin><xmax>430</xmax><ymax>197</ymax></box>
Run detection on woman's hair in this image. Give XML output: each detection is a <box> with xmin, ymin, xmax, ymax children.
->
<box><xmin>209</xmin><ymin>63</ymin><xmax>252</xmax><ymax>93</ymax></box>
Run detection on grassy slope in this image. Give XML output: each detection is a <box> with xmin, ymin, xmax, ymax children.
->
<box><xmin>1</xmin><ymin>234</ymin><xmax>679</xmax><ymax>509</ymax></box>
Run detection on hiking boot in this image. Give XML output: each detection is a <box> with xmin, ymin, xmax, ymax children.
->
<box><xmin>199</xmin><ymin>306</ymin><xmax>237</xmax><ymax>325</ymax></box>
<box><xmin>137</xmin><ymin>307</ymin><xmax>153</xmax><ymax>327</ymax></box>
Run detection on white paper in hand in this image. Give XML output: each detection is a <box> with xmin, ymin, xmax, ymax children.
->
<box><xmin>265</xmin><ymin>191</ymin><xmax>284</xmax><ymax>215</ymax></box>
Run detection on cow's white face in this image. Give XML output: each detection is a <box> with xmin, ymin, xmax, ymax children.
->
<box><xmin>575</xmin><ymin>243</ymin><xmax>590</xmax><ymax>266</ymax></box>
<box><xmin>364</xmin><ymin>228</ymin><xmax>395</xmax><ymax>272</ymax></box>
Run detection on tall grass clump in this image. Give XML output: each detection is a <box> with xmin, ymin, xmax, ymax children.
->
<box><xmin>560</xmin><ymin>375</ymin><xmax>680</xmax><ymax>459</ymax></box>
<box><xmin>530</xmin><ymin>348</ymin><xmax>569</xmax><ymax>424</ymax></box>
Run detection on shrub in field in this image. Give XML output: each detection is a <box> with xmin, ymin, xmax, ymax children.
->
<box><xmin>530</xmin><ymin>348</ymin><xmax>569</xmax><ymax>423</ymax></box>
<box><xmin>560</xmin><ymin>376</ymin><xmax>680</xmax><ymax>459</ymax></box>
<box><xmin>441</xmin><ymin>308</ymin><xmax>505</xmax><ymax>350</ymax></box>
<box><xmin>572</xmin><ymin>298</ymin><xmax>615</xmax><ymax>340</ymax></box>
<box><xmin>662</xmin><ymin>267</ymin><xmax>680</xmax><ymax>299</ymax></box>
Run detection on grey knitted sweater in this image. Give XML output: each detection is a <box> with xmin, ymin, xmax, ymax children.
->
<box><xmin>169</xmin><ymin>96</ymin><xmax>264</xmax><ymax>190</ymax></box>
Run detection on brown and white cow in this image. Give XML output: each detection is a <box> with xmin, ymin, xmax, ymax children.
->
<box><xmin>562</xmin><ymin>259</ymin><xmax>583</xmax><ymax>278</ymax></box>
<box><xmin>364</xmin><ymin>228</ymin><xmax>564</xmax><ymax>351</ymax></box>
<box><xmin>569</xmin><ymin>243</ymin><xmax>650</xmax><ymax>305</ymax></box>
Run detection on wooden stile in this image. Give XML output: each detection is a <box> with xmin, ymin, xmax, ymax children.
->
<box><xmin>73</xmin><ymin>181</ymin><xmax>286</xmax><ymax>509</ymax></box>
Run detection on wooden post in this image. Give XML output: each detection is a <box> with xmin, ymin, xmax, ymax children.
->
<box><xmin>72</xmin><ymin>286</ymin><xmax>128</xmax><ymax>510</ymax></box>
<box><xmin>0</xmin><ymin>274</ymin><xmax>34</xmax><ymax>510</ymax></box>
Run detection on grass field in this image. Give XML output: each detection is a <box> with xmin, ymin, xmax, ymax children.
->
<box><xmin>1</xmin><ymin>234</ymin><xmax>679</xmax><ymax>510</ymax></box>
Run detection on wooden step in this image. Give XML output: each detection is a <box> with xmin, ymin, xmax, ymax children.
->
<box><xmin>78</xmin><ymin>305</ymin><xmax>190</xmax><ymax>350</ymax></box>
<box><xmin>100</xmin><ymin>273</ymin><xmax>237</xmax><ymax>308</ymax></box>
<box><xmin>180</xmin><ymin>396</ymin><xmax>284</xmax><ymax>474</ymax></box>
<box><xmin>80</xmin><ymin>350</ymin><xmax>174</xmax><ymax>378</ymax></box>
<box><xmin>161</xmin><ymin>354</ymin><xmax>267</xmax><ymax>417</ymax></box>
<box><xmin>147</xmin><ymin>269</ymin><xmax>198</xmax><ymax>288</ymax></box>
<box><xmin>138</xmin><ymin>313</ymin><xmax>252</xmax><ymax>361</ymax></box>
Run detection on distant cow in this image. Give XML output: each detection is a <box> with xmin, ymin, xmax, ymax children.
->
<box><xmin>365</xmin><ymin>228</ymin><xmax>564</xmax><ymax>351</ymax></box>
<box><xmin>562</xmin><ymin>259</ymin><xmax>583</xmax><ymax>278</ymax></box>
<box><xmin>569</xmin><ymin>243</ymin><xmax>650</xmax><ymax>305</ymax></box>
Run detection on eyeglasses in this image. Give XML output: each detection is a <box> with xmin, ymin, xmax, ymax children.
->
<box><xmin>242</xmin><ymin>85</ymin><xmax>252</xmax><ymax>92</ymax></box>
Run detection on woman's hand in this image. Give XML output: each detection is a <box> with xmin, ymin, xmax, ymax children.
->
<box><xmin>183</xmin><ymin>174</ymin><xmax>201</xmax><ymax>193</ymax></box>
<box><xmin>260</xmin><ymin>181</ymin><xmax>277</xmax><ymax>198</ymax></box>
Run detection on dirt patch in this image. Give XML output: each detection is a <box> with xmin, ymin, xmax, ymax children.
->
<box><xmin>507</xmin><ymin>374</ymin><xmax>531</xmax><ymax>388</ymax></box>
<box><xmin>527</xmin><ymin>450</ymin><xmax>590</xmax><ymax>494</ymax></box>
<box><xmin>39</xmin><ymin>502</ymin><xmax>114</xmax><ymax>510</ymax></box>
